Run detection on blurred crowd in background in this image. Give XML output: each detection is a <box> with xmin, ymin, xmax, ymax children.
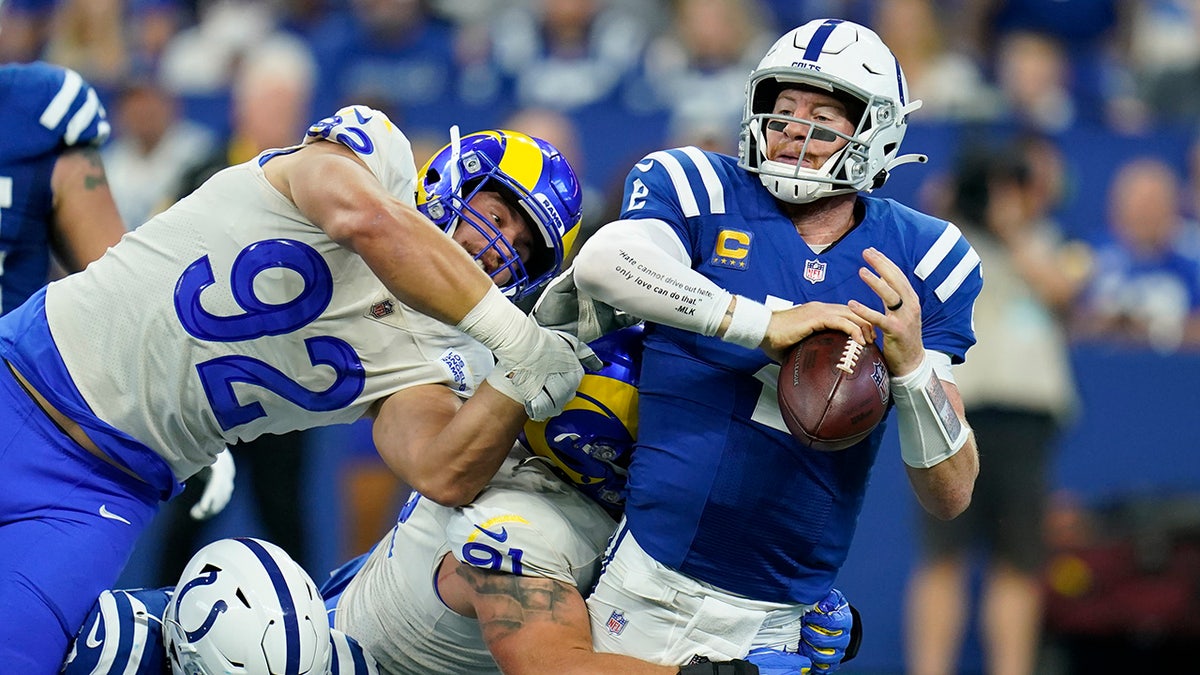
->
<box><xmin>6</xmin><ymin>0</ymin><xmax>1200</xmax><ymax>349</ymax></box>
<box><xmin>5</xmin><ymin>1</ymin><xmax>1200</xmax><ymax>673</ymax></box>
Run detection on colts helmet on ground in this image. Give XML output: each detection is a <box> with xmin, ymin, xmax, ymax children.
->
<box><xmin>738</xmin><ymin>18</ymin><xmax>927</xmax><ymax>204</ymax></box>
<box><xmin>417</xmin><ymin>128</ymin><xmax>584</xmax><ymax>301</ymax></box>
<box><xmin>520</xmin><ymin>325</ymin><xmax>644</xmax><ymax>515</ymax></box>
<box><xmin>163</xmin><ymin>537</ymin><xmax>331</xmax><ymax>675</ymax></box>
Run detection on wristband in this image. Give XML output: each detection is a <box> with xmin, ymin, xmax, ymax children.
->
<box><xmin>890</xmin><ymin>355</ymin><xmax>969</xmax><ymax>468</ymax></box>
<box><xmin>721</xmin><ymin>296</ymin><xmax>772</xmax><ymax>350</ymax></box>
<box><xmin>455</xmin><ymin>284</ymin><xmax>540</xmax><ymax>362</ymax></box>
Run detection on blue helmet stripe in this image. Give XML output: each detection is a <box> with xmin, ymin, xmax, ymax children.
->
<box><xmin>238</xmin><ymin>538</ymin><xmax>302</xmax><ymax>674</ymax></box>
<box><xmin>893</xmin><ymin>55</ymin><xmax>906</xmax><ymax>105</ymax></box>
<box><xmin>801</xmin><ymin>19</ymin><xmax>843</xmax><ymax>62</ymax></box>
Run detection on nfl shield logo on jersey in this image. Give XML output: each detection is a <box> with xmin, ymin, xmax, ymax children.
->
<box><xmin>804</xmin><ymin>259</ymin><xmax>827</xmax><ymax>284</ymax></box>
<box><xmin>370</xmin><ymin>299</ymin><xmax>395</xmax><ymax>318</ymax></box>
<box><xmin>605</xmin><ymin>610</ymin><xmax>628</xmax><ymax>636</ymax></box>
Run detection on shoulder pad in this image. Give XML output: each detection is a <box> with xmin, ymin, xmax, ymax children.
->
<box><xmin>303</xmin><ymin>105</ymin><xmax>418</xmax><ymax>204</ymax></box>
<box><xmin>5</xmin><ymin>62</ymin><xmax>111</xmax><ymax>151</ymax></box>
<box><xmin>62</xmin><ymin>588</ymin><xmax>170</xmax><ymax>675</ymax></box>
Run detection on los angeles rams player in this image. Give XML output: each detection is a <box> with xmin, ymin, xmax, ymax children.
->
<box><xmin>552</xmin><ymin>19</ymin><xmax>982</xmax><ymax>664</ymax></box>
<box><xmin>324</xmin><ymin>326</ymin><xmax>857</xmax><ymax>675</ymax></box>
<box><xmin>0</xmin><ymin>107</ymin><xmax>597</xmax><ymax>671</ymax></box>
<box><xmin>62</xmin><ymin>537</ymin><xmax>377</xmax><ymax>675</ymax></box>
<box><xmin>0</xmin><ymin>60</ymin><xmax>126</xmax><ymax>315</ymax></box>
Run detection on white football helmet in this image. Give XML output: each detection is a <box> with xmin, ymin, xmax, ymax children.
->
<box><xmin>738</xmin><ymin>18</ymin><xmax>927</xmax><ymax>203</ymax></box>
<box><xmin>163</xmin><ymin>538</ymin><xmax>332</xmax><ymax>675</ymax></box>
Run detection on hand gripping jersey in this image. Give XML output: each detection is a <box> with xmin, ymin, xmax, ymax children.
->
<box><xmin>0</xmin><ymin>62</ymin><xmax>110</xmax><ymax>315</ymax></box>
<box><xmin>0</xmin><ymin>106</ymin><xmax>494</xmax><ymax>485</ymax></box>
<box><xmin>617</xmin><ymin>147</ymin><xmax>981</xmax><ymax>603</ymax></box>
<box><xmin>62</xmin><ymin>588</ymin><xmax>377</xmax><ymax>674</ymax></box>
<box><xmin>330</xmin><ymin>448</ymin><xmax>617</xmax><ymax>675</ymax></box>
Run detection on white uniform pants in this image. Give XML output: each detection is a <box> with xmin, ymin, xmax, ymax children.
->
<box><xmin>586</xmin><ymin>521</ymin><xmax>815</xmax><ymax>665</ymax></box>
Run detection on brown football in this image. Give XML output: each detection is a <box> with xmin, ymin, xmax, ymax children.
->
<box><xmin>777</xmin><ymin>329</ymin><xmax>891</xmax><ymax>451</ymax></box>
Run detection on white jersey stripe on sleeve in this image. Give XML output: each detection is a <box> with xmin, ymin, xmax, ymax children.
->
<box><xmin>645</xmin><ymin>150</ymin><xmax>700</xmax><ymax>217</ymax></box>
<box><xmin>679</xmin><ymin>146</ymin><xmax>725</xmax><ymax>214</ymax></box>
<box><xmin>914</xmin><ymin>222</ymin><xmax>962</xmax><ymax>280</ymax></box>
<box><xmin>40</xmin><ymin>68</ymin><xmax>83</xmax><ymax>131</ymax></box>
<box><xmin>64</xmin><ymin>86</ymin><xmax>103</xmax><ymax>145</ymax></box>
<box><xmin>934</xmin><ymin>246</ymin><xmax>981</xmax><ymax>302</ymax></box>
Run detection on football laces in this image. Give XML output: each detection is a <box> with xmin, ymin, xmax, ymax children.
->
<box><xmin>836</xmin><ymin>338</ymin><xmax>862</xmax><ymax>374</ymax></box>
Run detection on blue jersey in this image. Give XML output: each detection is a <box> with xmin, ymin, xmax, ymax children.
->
<box><xmin>63</xmin><ymin>588</ymin><xmax>378</xmax><ymax>674</ymax></box>
<box><xmin>617</xmin><ymin>148</ymin><xmax>981</xmax><ymax>603</ymax></box>
<box><xmin>0</xmin><ymin>62</ymin><xmax>110</xmax><ymax>315</ymax></box>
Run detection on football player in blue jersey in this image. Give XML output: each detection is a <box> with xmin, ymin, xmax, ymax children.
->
<box><xmin>536</xmin><ymin>18</ymin><xmax>983</xmax><ymax>665</ymax></box>
<box><xmin>0</xmin><ymin>60</ymin><xmax>126</xmax><ymax>316</ymax></box>
<box><xmin>322</xmin><ymin>325</ymin><xmax>856</xmax><ymax>675</ymax></box>
<box><xmin>0</xmin><ymin>107</ymin><xmax>598</xmax><ymax>671</ymax></box>
<box><xmin>62</xmin><ymin>537</ymin><xmax>378</xmax><ymax>675</ymax></box>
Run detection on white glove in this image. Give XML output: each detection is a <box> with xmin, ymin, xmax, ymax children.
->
<box><xmin>532</xmin><ymin>266</ymin><xmax>639</xmax><ymax>342</ymax></box>
<box><xmin>487</xmin><ymin>329</ymin><xmax>602</xmax><ymax>421</ymax></box>
<box><xmin>190</xmin><ymin>447</ymin><xmax>236</xmax><ymax>521</ymax></box>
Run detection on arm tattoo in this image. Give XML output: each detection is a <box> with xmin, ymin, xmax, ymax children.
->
<box><xmin>63</xmin><ymin>146</ymin><xmax>110</xmax><ymax>190</ymax></box>
<box><xmin>457</xmin><ymin>565</ymin><xmax>586</xmax><ymax>643</ymax></box>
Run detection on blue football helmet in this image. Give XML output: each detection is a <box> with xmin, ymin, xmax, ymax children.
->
<box><xmin>519</xmin><ymin>325</ymin><xmax>644</xmax><ymax>514</ymax></box>
<box><xmin>417</xmin><ymin>128</ymin><xmax>584</xmax><ymax>301</ymax></box>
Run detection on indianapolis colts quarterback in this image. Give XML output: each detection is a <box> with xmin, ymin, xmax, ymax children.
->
<box><xmin>324</xmin><ymin>326</ymin><xmax>857</xmax><ymax>674</ymax></box>
<box><xmin>549</xmin><ymin>18</ymin><xmax>983</xmax><ymax>664</ymax></box>
<box><xmin>0</xmin><ymin>106</ymin><xmax>596</xmax><ymax>670</ymax></box>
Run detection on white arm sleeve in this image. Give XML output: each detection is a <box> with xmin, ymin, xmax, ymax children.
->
<box><xmin>573</xmin><ymin>218</ymin><xmax>731</xmax><ymax>336</ymax></box>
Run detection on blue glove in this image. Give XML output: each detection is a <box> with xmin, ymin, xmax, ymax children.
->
<box><xmin>800</xmin><ymin>589</ymin><xmax>855</xmax><ymax>672</ymax></box>
<box><xmin>745</xmin><ymin>647</ymin><xmax>813</xmax><ymax>675</ymax></box>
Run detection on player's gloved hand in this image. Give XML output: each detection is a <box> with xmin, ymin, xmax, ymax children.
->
<box><xmin>487</xmin><ymin>329</ymin><xmax>600</xmax><ymax>421</ymax></box>
<box><xmin>746</xmin><ymin>647</ymin><xmax>814</xmax><ymax>674</ymax></box>
<box><xmin>532</xmin><ymin>266</ymin><xmax>639</xmax><ymax>342</ymax></box>
<box><xmin>801</xmin><ymin>589</ymin><xmax>862</xmax><ymax>671</ymax></box>
<box><xmin>190</xmin><ymin>447</ymin><xmax>236</xmax><ymax>520</ymax></box>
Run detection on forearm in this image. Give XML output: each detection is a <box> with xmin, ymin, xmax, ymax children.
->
<box><xmin>893</xmin><ymin>358</ymin><xmax>978</xmax><ymax>519</ymax></box>
<box><xmin>573</xmin><ymin>219</ymin><xmax>731</xmax><ymax>335</ymax></box>
<box><xmin>906</xmin><ymin>435</ymin><xmax>978</xmax><ymax>520</ymax></box>
<box><xmin>348</xmin><ymin>200</ymin><xmax>496</xmax><ymax>325</ymax></box>
<box><xmin>371</xmin><ymin>385</ymin><xmax>525</xmax><ymax>506</ymax></box>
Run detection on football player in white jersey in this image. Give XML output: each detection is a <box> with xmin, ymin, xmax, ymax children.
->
<box><xmin>536</xmin><ymin>18</ymin><xmax>982</xmax><ymax>665</ymax></box>
<box><xmin>0</xmin><ymin>106</ymin><xmax>598</xmax><ymax>671</ymax></box>
<box><xmin>324</xmin><ymin>326</ymin><xmax>856</xmax><ymax>675</ymax></box>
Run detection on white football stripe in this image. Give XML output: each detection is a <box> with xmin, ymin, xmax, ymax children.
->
<box><xmin>644</xmin><ymin>150</ymin><xmax>699</xmax><ymax>217</ymax></box>
<box><xmin>914</xmin><ymin>222</ymin><xmax>962</xmax><ymax>280</ymax></box>
<box><xmin>935</xmin><ymin>246</ymin><xmax>981</xmax><ymax>302</ymax></box>
<box><xmin>40</xmin><ymin>68</ymin><xmax>83</xmax><ymax>131</ymax></box>
<box><xmin>679</xmin><ymin>146</ymin><xmax>725</xmax><ymax>214</ymax></box>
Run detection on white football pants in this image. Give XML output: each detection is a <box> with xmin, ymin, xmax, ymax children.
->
<box><xmin>586</xmin><ymin>520</ymin><xmax>815</xmax><ymax>665</ymax></box>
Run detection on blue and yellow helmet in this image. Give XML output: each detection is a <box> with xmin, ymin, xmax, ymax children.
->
<box><xmin>417</xmin><ymin>129</ymin><xmax>583</xmax><ymax>301</ymax></box>
<box><xmin>519</xmin><ymin>325</ymin><xmax>644</xmax><ymax>515</ymax></box>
